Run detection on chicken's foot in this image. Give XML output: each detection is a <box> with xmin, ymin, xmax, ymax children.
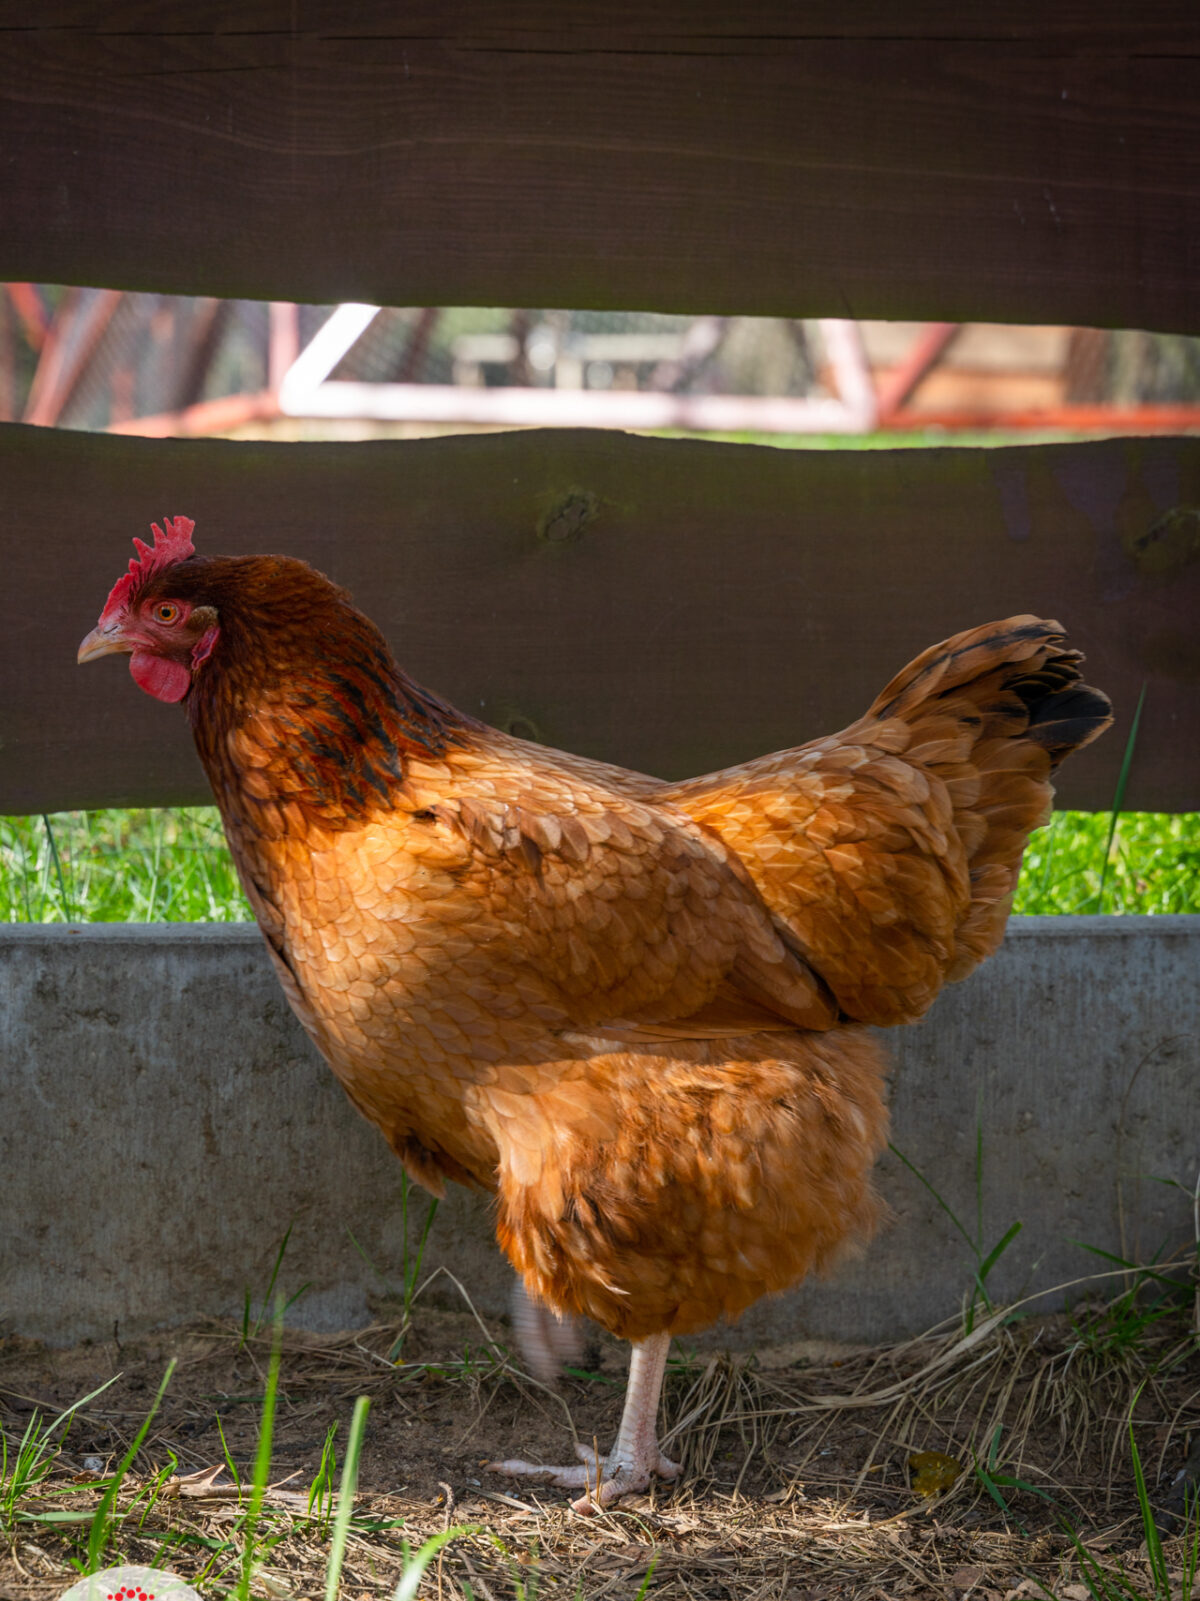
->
<box><xmin>510</xmin><ymin>1279</ymin><xmax>584</xmax><ymax>1386</ymax></box>
<box><xmin>491</xmin><ymin>1330</ymin><xmax>680</xmax><ymax>1513</ymax></box>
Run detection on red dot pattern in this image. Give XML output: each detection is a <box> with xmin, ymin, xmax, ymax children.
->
<box><xmin>106</xmin><ymin>1588</ymin><xmax>154</xmax><ymax>1600</ymax></box>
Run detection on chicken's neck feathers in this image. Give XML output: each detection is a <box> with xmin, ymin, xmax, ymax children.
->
<box><xmin>180</xmin><ymin>568</ymin><xmax>478</xmax><ymax>839</ymax></box>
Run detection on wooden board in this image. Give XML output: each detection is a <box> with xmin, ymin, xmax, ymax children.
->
<box><xmin>2</xmin><ymin>5</ymin><xmax>1199</xmax><ymax>330</ymax></box>
<box><xmin>4</xmin><ymin>421</ymin><xmax>1197</xmax><ymax>815</ymax></box>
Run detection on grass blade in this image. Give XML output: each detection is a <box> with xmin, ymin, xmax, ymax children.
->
<box><xmin>393</xmin><ymin>1527</ymin><xmax>480</xmax><ymax>1601</ymax></box>
<box><xmin>3</xmin><ymin>1374</ymin><xmax>123</xmax><ymax>1528</ymax></box>
<box><xmin>1128</xmin><ymin>1405</ymin><xmax>1168</xmax><ymax>1597</ymax></box>
<box><xmin>888</xmin><ymin>1143</ymin><xmax>977</xmax><ymax>1257</ymax></box>
<box><xmin>978</xmin><ymin>1220</ymin><xmax>1024</xmax><ymax>1284</ymax></box>
<box><xmin>306</xmin><ymin>1422</ymin><xmax>339</xmax><ymax>1537</ymax></box>
<box><xmin>84</xmin><ymin>1358</ymin><xmax>176</xmax><ymax>1572</ymax></box>
<box><xmin>634</xmin><ymin>1554</ymin><xmax>660</xmax><ymax>1599</ymax></box>
<box><xmin>1096</xmin><ymin>681</ymin><xmax>1146</xmax><ymax>912</ymax></box>
<box><xmin>214</xmin><ymin>1413</ymin><xmax>242</xmax><ymax>1498</ymax></box>
<box><xmin>40</xmin><ymin>814</ymin><xmax>73</xmax><ymax>921</ymax></box>
<box><xmin>247</xmin><ymin>1224</ymin><xmax>294</xmax><ymax>1342</ymax></box>
<box><xmin>236</xmin><ymin>1311</ymin><xmax>283</xmax><ymax>1601</ymax></box>
<box><xmin>324</xmin><ymin>1396</ymin><xmax>370</xmax><ymax>1601</ymax></box>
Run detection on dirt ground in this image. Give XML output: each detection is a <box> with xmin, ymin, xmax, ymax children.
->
<box><xmin>2</xmin><ymin>1284</ymin><xmax>1198</xmax><ymax>1601</ymax></box>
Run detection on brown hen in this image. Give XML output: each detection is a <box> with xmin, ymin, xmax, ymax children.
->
<box><xmin>80</xmin><ymin>516</ymin><xmax>1111</xmax><ymax>1510</ymax></box>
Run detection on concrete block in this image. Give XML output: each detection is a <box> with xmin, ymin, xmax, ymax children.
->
<box><xmin>1</xmin><ymin>919</ymin><xmax>1196</xmax><ymax>1348</ymax></box>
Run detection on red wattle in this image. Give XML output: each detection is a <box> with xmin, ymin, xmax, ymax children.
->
<box><xmin>130</xmin><ymin>651</ymin><xmax>192</xmax><ymax>703</ymax></box>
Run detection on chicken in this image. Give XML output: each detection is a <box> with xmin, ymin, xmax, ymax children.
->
<box><xmin>79</xmin><ymin>515</ymin><xmax>1111</xmax><ymax>1510</ymax></box>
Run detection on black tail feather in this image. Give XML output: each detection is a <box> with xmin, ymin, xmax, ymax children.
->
<box><xmin>1022</xmin><ymin>682</ymin><xmax>1113</xmax><ymax>765</ymax></box>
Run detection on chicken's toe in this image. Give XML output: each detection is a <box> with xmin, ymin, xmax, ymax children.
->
<box><xmin>489</xmin><ymin>1441</ymin><xmax>680</xmax><ymax>1513</ymax></box>
<box><xmin>487</xmin><ymin>1457</ymin><xmax>594</xmax><ymax>1491</ymax></box>
<box><xmin>568</xmin><ymin>1443</ymin><xmax>680</xmax><ymax>1514</ymax></box>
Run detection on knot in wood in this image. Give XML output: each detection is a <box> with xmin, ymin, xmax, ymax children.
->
<box><xmin>1125</xmin><ymin>505</ymin><xmax>1200</xmax><ymax>577</ymax></box>
<box><xmin>538</xmin><ymin>490</ymin><xmax>598</xmax><ymax>545</ymax></box>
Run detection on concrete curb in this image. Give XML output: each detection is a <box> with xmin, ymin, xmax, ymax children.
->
<box><xmin>2</xmin><ymin>918</ymin><xmax>1196</xmax><ymax>1347</ymax></box>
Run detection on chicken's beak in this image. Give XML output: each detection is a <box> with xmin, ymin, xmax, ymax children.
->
<box><xmin>77</xmin><ymin>622</ymin><xmax>131</xmax><ymax>664</ymax></box>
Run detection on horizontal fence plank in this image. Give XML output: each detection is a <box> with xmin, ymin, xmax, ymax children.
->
<box><xmin>1</xmin><ymin>8</ymin><xmax>1199</xmax><ymax>329</ymax></box>
<box><xmin>3</xmin><ymin>422</ymin><xmax>1197</xmax><ymax>814</ymax></box>
<box><xmin>18</xmin><ymin>4</ymin><xmax>1200</xmax><ymax>40</ymax></box>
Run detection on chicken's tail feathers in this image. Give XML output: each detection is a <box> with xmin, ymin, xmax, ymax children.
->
<box><xmin>853</xmin><ymin>614</ymin><xmax>1112</xmax><ymax>993</ymax></box>
<box><xmin>1020</xmin><ymin>680</ymin><xmax>1114</xmax><ymax>766</ymax></box>
<box><xmin>866</xmin><ymin>615</ymin><xmax>1111</xmax><ymax>766</ymax></box>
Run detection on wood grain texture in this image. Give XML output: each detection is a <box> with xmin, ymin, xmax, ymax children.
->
<box><xmin>6</xmin><ymin>421</ymin><xmax>1197</xmax><ymax>815</ymax></box>
<box><xmin>2</xmin><ymin>4</ymin><xmax>1199</xmax><ymax>329</ymax></box>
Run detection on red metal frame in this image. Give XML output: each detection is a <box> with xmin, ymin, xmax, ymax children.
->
<box><xmin>874</xmin><ymin>322</ymin><xmax>960</xmax><ymax>424</ymax></box>
<box><xmin>5</xmin><ymin>283</ymin><xmax>49</xmax><ymax>351</ymax></box>
<box><xmin>23</xmin><ymin>287</ymin><xmax>122</xmax><ymax>426</ymax></box>
<box><xmin>107</xmin><ymin>389</ymin><xmax>279</xmax><ymax>437</ymax></box>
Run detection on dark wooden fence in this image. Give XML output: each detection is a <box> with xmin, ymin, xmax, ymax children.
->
<box><xmin>2</xmin><ymin>6</ymin><xmax>1198</xmax><ymax>815</ymax></box>
<box><xmin>4</xmin><ymin>6</ymin><xmax>1200</xmax><ymax>331</ymax></box>
<box><xmin>6</xmin><ymin>423</ymin><xmax>1197</xmax><ymax>813</ymax></box>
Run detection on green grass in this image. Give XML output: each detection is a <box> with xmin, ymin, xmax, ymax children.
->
<box><xmin>888</xmin><ymin>1112</ymin><xmax>1025</xmax><ymax>1336</ymax></box>
<box><xmin>0</xmin><ymin>1334</ymin><xmax>476</xmax><ymax>1599</ymax></box>
<box><xmin>653</xmin><ymin>426</ymin><xmax>1128</xmax><ymax>450</ymax></box>
<box><xmin>0</xmin><ymin>808</ymin><xmax>253</xmax><ymax>922</ymax></box>
<box><xmin>1047</xmin><ymin>1404</ymin><xmax>1200</xmax><ymax>1601</ymax></box>
<box><xmin>1</xmin><ymin>1376</ymin><xmax>121</xmax><ymax>1535</ymax></box>
<box><xmin>1013</xmin><ymin>810</ymin><xmax>1200</xmax><ymax>915</ymax></box>
<box><xmin>1</xmin><ymin>807</ymin><xmax>1196</xmax><ymax>922</ymax></box>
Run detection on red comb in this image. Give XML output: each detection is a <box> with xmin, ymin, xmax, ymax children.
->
<box><xmin>99</xmin><ymin>516</ymin><xmax>196</xmax><ymax>622</ymax></box>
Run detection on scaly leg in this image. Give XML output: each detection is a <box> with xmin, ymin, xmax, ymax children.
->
<box><xmin>509</xmin><ymin>1279</ymin><xmax>585</xmax><ymax>1386</ymax></box>
<box><xmin>491</xmin><ymin>1330</ymin><xmax>681</xmax><ymax>1513</ymax></box>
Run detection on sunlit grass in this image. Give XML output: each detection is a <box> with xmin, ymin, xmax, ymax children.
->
<box><xmin>1013</xmin><ymin>810</ymin><xmax>1200</xmax><ymax>915</ymax></box>
<box><xmin>2</xmin><ymin>807</ymin><xmax>1196</xmax><ymax>922</ymax></box>
<box><xmin>653</xmin><ymin>426</ymin><xmax>1121</xmax><ymax>450</ymax></box>
<box><xmin>0</xmin><ymin>808</ymin><xmax>252</xmax><ymax>922</ymax></box>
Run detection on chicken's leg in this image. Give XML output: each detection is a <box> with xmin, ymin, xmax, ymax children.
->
<box><xmin>510</xmin><ymin>1279</ymin><xmax>585</xmax><ymax>1386</ymax></box>
<box><xmin>491</xmin><ymin>1330</ymin><xmax>681</xmax><ymax>1513</ymax></box>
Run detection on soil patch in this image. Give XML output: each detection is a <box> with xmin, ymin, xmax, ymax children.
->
<box><xmin>2</xmin><ymin>1285</ymin><xmax>1197</xmax><ymax>1601</ymax></box>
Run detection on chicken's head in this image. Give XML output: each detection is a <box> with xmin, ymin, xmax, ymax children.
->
<box><xmin>78</xmin><ymin>516</ymin><xmax>219</xmax><ymax>703</ymax></box>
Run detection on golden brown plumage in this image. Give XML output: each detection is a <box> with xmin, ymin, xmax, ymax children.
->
<box><xmin>80</xmin><ymin>520</ymin><xmax>1111</xmax><ymax>1509</ymax></box>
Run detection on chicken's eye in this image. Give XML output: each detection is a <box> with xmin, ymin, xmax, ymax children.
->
<box><xmin>154</xmin><ymin>602</ymin><xmax>180</xmax><ymax>624</ymax></box>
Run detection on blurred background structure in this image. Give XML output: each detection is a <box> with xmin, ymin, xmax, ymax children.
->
<box><xmin>8</xmin><ymin>284</ymin><xmax>1200</xmax><ymax>441</ymax></box>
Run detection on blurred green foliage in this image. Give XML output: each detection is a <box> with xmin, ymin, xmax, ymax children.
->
<box><xmin>1</xmin><ymin>807</ymin><xmax>1195</xmax><ymax>923</ymax></box>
